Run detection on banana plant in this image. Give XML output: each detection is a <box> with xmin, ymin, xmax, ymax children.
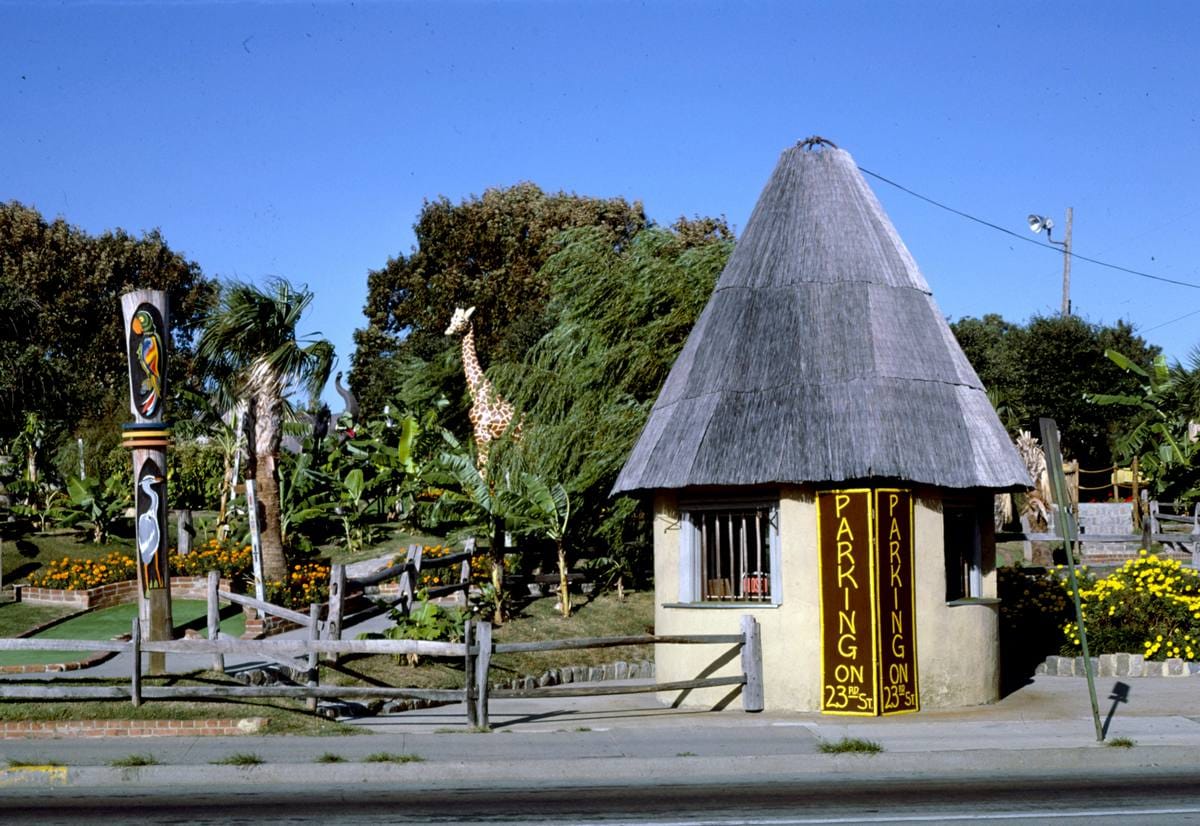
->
<box><xmin>506</xmin><ymin>473</ymin><xmax>573</xmax><ymax>617</ymax></box>
<box><xmin>1089</xmin><ymin>350</ymin><xmax>1200</xmax><ymax>501</ymax></box>
<box><xmin>56</xmin><ymin>472</ymin><xmax>130</xmax><ymax>544</ymax></box>
<box><xmin>276</xmin><ymin>451</ymin><xmax>330</xmax><ymax>551</ymax></box>
<box><xmin>426</xmin><ymin>443</ymin><xmax>520</xmax><ymax>622</ymax></box>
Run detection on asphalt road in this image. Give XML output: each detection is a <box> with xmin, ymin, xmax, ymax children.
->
<box><xmin>5</xmin><ymin>769</ymin><xmax>1200</xmax><ymax>825</ymax></box>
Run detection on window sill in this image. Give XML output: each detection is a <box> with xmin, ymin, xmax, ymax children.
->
<box><xmin>662</xmin><ymin>602</ymin><xmax>781</xmax><ymax>609</ymax></box>
<box><xmin>946</xmin><ymin>597</ymin><xmax>1001</xmax><ymax>607</ymax></box>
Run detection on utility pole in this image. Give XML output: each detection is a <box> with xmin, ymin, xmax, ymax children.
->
<box><xmin>1027</xmin><ymin>208</ymin><xmax>1074</xmax><ymax>316</ymax></box>
<box><xmin>1061</xmin><ymin>207</ymin><xmax>1073</xmax><ymax>317</ymax></box>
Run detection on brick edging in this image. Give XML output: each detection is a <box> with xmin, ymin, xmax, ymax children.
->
<box><xmin>0</xmin><ymin>718</ymin><xmax>269</xmax><ymax>739</ymax></box>
<box><xmin>1037</xmin><ymin>653</ymin><xmax>1199</xmax><ymax>678</ymax></box>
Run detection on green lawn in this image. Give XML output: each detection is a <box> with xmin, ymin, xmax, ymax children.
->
<box><xmin>0</xmin><ymin>599</ymin><xmax>246</xmax><ymax>667</ymax></box>
<box><xmin>323</xmin><ymin>590</ymin><xmax>654</xmax><ymax>691</ymax></box>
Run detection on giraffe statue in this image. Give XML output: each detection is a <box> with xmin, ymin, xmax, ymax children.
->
<box><xmin>444</xmin><ymin>306</ymin><xmax>520</xmax><ymax>472</ymax></box>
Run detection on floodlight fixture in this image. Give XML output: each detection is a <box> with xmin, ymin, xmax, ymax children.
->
<box><xmin>1026</xmin><ymin>209</ymin><xmax>1074</xmax><ymax>317</ymax></box>
<box><xmin>1027</xmin><ymin>214</ymin><xmax>1054</xmax><ymax>237</ymax></box>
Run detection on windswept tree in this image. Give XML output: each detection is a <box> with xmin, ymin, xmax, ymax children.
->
<box><xmin>195</xmin><ymin>278</ymin><xmax>333</xmax><ymax>579</ymax></box>
<box><xmin>492</xmin><ymin>217</ymin><xmax>734</xmax><ymax>578</ymax></box>
<box><xmin>351</xmin><ymin>184</ymin><xmax>647</xmax><ymax>417</ymax></box>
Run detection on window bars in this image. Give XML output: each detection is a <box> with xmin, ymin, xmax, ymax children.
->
<box><xmin>695</xmin><ymin>505</ymin><xmax>774</xmax><ymax>602</ymax></box>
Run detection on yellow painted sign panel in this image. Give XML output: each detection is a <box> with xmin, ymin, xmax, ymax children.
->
<box><xmin>817</xmin><ymin>488</ymin><xmax>919</xmax><ymax>716</ymax></box>
<box><xmin>817</xmin><ymin>490</ymin><xmax>877</xmax><ymax>715</ymax></box>
<box><xmin>875</xmin><ymin>489</ymin><xmax>919</xmax><ymax>715</ymax></box>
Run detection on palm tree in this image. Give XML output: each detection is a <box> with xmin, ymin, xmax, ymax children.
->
<box><xmin>195</xmin><ymin>278</ymin><xmax>333</xmax><ymax>580</ymax></box>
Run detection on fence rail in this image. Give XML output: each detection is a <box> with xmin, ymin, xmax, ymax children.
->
<box><xmin>0</xmin><ymin>614</ymin><xmax>763</xmax><ymax>727</ymax></box>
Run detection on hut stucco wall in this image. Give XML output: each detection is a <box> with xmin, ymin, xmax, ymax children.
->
<box><xmin>911</xmin><ymin>489</ymin><xmax>1001</xmax><ymax>708</ymax></box>
<box><xmin>653</xmin><ymin>486</ymin><xmax>1000</xmax><ymax>712</ymax></box>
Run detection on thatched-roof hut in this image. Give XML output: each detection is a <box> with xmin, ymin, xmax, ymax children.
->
<box><xmin>616</xmin><ymin>139</ymin><xmax>1030</xmax><ymax>713</ymax></box>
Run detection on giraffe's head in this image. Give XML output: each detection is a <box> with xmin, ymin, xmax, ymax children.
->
<box><xmin>444</xmin><ymin>306</ymin><xmax>476</xmax><ymax>337</ymax></box>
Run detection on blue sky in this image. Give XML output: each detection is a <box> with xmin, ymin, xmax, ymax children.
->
<box><xmin>3</xmin><ymin>1</ymin><xmax>1199</xmax><ymax>409</ymax></box>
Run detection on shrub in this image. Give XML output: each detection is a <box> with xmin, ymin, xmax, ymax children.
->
<box><xmin>411</xmin><ymin>544</ymin><xmax>490</xmax><ymax>590</ymax></box>
<box><xmin>384</xmin><ymin>593</ymin><xmax>465</xmax><ymax>644</ymax></box>
<box><xmin>1058</xmin><ymin>551</ymin><xmax>1200</xmax><ymax>661</ymax></box>
<box><xmin>998</xmin><ymin>564</ymin><xmax>1072</xmax><ymax>680</ymax></box>
<box><xmin>170</xmin><ymin>539</ymin><xmax>252</xmax><ymax>580</ymax></box>
<box><xmin>25</xmin><ymin>540</ymin><xmax>252</xmax><ymax>590</ymax></box>
<box><xmin>168</xmin><ymin>442</ymin><xmax>225</xmax><ymax>510</ymax></box>
<box><xmin>265</xmin><ymin>561</ymin><xmax>331</xmax><ymax>609</ymax></box>
<box><xmin>27</xmin><ymin>552</ymin><xmax>138</xmax><ymax>590</ymax></box>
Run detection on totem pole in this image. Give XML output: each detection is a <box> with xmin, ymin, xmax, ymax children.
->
<box><xmin>121</xmin><ymin>290</ymin><xmax>173</xmax><ymax>673</ymax></box>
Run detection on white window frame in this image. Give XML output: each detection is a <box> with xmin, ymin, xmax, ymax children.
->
<box><xmin>678</xmin><ymin>496</ymin><xmax>782</xmax><ymax>605</ymax></box>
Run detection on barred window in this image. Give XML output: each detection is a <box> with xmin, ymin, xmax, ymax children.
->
<box><xmin>679</xmin><ymin>498</ymin><xmax>780</xmax><ymax>604</ymax></box>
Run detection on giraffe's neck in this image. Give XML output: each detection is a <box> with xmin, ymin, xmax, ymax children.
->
<box><xmin>460</xmin><ymin>324</ymin><xmax>493</xmax><ymax>401</ymax></box>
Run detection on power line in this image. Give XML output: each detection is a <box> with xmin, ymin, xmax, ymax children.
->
<box><xmin>1141</xmin><ymin>306</ymin><xmax>1200</xmax><ymax>334</ymax></box>
<box><xmin>858</xmin><ymin>167</ymin><xmax>1200</xmax><ymax>291</ymax></box>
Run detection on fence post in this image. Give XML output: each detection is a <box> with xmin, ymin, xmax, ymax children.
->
<box><xmin>131</xmin><ymin>616</ymin><xmax>142</xmax><ymax>708</ymax></box>
<box><xmin>326</xmin><ymin>563</ymin><xmax>346</xmax><ymax>663</ymax></box>
<box><xmin>306</xmin><ymin>602</ymin><xmax>320</xmax><ymax>712</ymax></box>
<box><xmin>207</xmin><ymin>569</ymin><xmax>225</xmax><ymax>673</ymax></box>
<box><xmin>463</xmin><ymin>619</ymin><xmax>477</xmax><ymax>728</ymax></box>
<box><xmin>397</xmin><ymin>544</ymin><xmax>420</xmax><ymax>617</ymax></box>
<box><xmin>1141</xmin><ymin>490</ymin><xmax>1152</xmax><ymax>551</ymax></box>
<box><xmin>458</xmin><ymin>537</ymin><xmax>476</xmax><ymax>607</ymax></box>
<box><xmin>1192</xmin><ymin>502</ymin><xmax>1200</xmax><ymax>559</ymax></box>
<box><xmin>740</xmin><ymin>614</ymin><xmax>763</xmax><ymax>712</ymax></box>
<box><xmin>475</xmin><ymin>621</ymin><xmax>492</xmax><ymax>730</ymax></box>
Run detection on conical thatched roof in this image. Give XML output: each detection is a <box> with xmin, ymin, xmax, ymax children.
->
<box><xmin>613</xmin><ymin>139</ymin><xmax>1030</xmax><ymax>494</ymax></box>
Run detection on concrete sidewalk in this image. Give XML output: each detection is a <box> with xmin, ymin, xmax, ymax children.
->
<box><xmin>1</xmin><ymin>674</ymin><xmax>1199</xmax><ymax>794</ymax></box>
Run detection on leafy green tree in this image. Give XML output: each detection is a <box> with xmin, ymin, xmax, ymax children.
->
<box><xmin>195</xmin><ymin>278</ymin><xmax>334</xmax><ymax>580</ymax></box>
<box><xmin>951</xmin><ymin>314</ymin><xmax>1160</xmax><ymax>473</ymax></box>
<box><xmin>0</xmin><ymin>201</ymin><xmax>216</xmax><ymax>446</ymax></box>
<box><xmin>352</xmin><ymin>184</ymin><xmax>647</xmax><ymax>417</ymax></box>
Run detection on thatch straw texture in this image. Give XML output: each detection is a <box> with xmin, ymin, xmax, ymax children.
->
<box><xmin>613</xmin><ymin>142</ymin><xmax>1030</xmax><ymax>494</ymax></box>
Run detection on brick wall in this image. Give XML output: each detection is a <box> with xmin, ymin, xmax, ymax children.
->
<box><xmin>19</xmin><ymin>577</ymin><xmax>229</xmax><ymax>610</ymax></box>
<box><xmin>0</xmin><ymin>718</ymin><xmax>268</xmax><ymax>739</ymax></box>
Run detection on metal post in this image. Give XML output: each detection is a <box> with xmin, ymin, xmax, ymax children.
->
<box><xmin>1040</xmin><ymin>418</ymin><xmax>1103</xmax><ymax>742</ymax></box>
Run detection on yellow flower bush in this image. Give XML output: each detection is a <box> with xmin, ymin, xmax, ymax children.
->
<box><xmin>409</xmin><ymin>544</ymin><xmax>490</xmax><ymax>590</ymax></box>
<box><xmin>265</xmin><ymin>561</ymin><xmax>331</xmax><ymax>610</ymax></box>
<box><xmin>27</xmin><ymin>552</ymin><xmax>138</xmax><ymax>590</ymax></box>
<box><xmin>1056</xmin><ymin>551</ymin><xmax>1200</xmax><ymax>661</ymax></box>
<box><xmin>169</xmin><ymin>538</ymin><xmax>253</xmax><ymax>579</ymax></box>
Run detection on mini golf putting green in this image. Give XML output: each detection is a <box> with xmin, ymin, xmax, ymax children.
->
<box><xmin>0</xmin><ymin>600</ymin><xmax>247</xmax><ymax>667</ymax></box>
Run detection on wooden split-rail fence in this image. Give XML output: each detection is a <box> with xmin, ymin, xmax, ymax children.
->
<box><xmin>0</xmin><ymin>615</ymin><xmax>764</xmax><ymax>728</ymax></box>
<box><xmin>0</xmin><ymin>539</ymin><xmax>765</xmax><ymax>726</ymax></box>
